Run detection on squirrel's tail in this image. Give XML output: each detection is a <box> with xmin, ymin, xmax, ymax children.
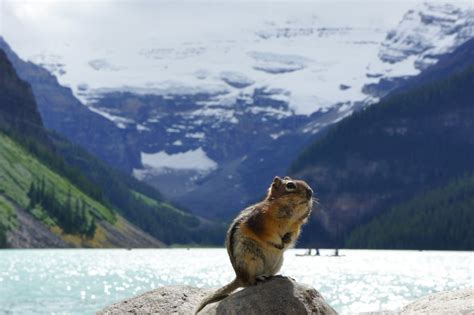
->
<box><xmin>194</xmin><ymin>278</ymin><xmax>240</xmax><ymax>314</ymax></box>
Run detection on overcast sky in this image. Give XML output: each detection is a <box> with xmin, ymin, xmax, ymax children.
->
<box><xmin>0</xmin><ymin>0</ymin><xmax>431</xmax><ymax>57</ymax></box>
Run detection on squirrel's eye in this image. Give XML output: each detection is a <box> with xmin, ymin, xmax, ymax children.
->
<box><xmin>286</xmin><ymin>182</ymin><xmax>296</xmax><ymax>191</ymax></box>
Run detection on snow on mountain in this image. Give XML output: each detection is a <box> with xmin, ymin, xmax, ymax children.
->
<box><xmin>1</xmin><ymin>0</ymin><xmax>473</xmax><ymax>217</ymax></box>
<box><xmin>3</xmin><ymin>1</ymin><xmax>470</xmax><ymax>123</ymax></box>
<box><xmin>378</xmin><ymin>3</ymin><xmax>473</xmax><ymax>69</ymax></box>
<box><xmin>5</xmin><ymin>0</ymin><xmax>469</xmax><ymax>116</ymax></box>
<box><xmin>87</xmin><ymin>106</ymin><xmax>135</xmax><ymax>129</ymax></box>
<box><xmin>133</xmin><ymin>148</ymin><xmax>218</xmax><ymax>179</ymax></box>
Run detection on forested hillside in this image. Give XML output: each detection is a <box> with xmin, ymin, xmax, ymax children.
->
<box><xmin>346</xmin><ymin>174</ymin><xmax>474</xmax><ymax>250</ymax></box>
<box><xmin>0</xmin><ymin>48</ymin><xmax>225</xmax><ymax>247</ymax></box>
<box><xmin>291</xmin><ymin>65</ymin><xmax>474</xmax><ymax>248</ymax></box>
<box><xmin>0</xmin><ymin>132</ymin><xmax>120</xmax><ymax>247</ymax></box>
<box><xmin>49</xmin><ymin>131</ymin><xmax>226</xmax><ymax>245</ymax></box>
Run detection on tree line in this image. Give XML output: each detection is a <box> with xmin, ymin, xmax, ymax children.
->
<box><xmin>346</xmin><ymin>174</ymin><xmax>474</xmax><ymax>250</ymax></box>
<box><xmin>0</xmin><ymin>224</ymin><xmax>6</xmax><ymax>248</ymax></box>
<box><xmin>27</xmin><ymin>178</ymin><xmax>96</xmax><ymax>239</ymax></box>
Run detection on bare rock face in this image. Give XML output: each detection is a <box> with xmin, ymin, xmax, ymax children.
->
<box><xmin>6</xmin><ymin>207</ymin><xmax>68</xmax><ymax>248</ymax></box>
<box><xmin>98</xmin><ymin>276</ymin><xmax>337</xmax><ymax>315</ymax></box>
<box><xmin>398</xmin><ymin>288</ymin><xmax>474</xmax><ymax>315</ymax></box>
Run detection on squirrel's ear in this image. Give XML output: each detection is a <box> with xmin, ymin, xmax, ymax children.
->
<box><xmin>272</xmin><ymin>176</ymin><xmax>283</xmax><ymax>189</ymax></box>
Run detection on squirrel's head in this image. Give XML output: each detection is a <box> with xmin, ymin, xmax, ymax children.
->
<box><xmin>267</xmin><ymin>176</ymin><xmax>313</xmax><ymax>200</ymax></box>
<box><xmin>267</xmin><ymin>176</ymin><xmax>314</xmax><ymax>208</ymax></box>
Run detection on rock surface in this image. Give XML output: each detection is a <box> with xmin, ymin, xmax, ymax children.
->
<box><xmin>6</xmin><ymin>206</ymin><xmax>68</xmax><ymax>248</ymax></box>
<box><xmin>359</xmin><ymin>287</ymin><xmax>474</xmax><ymax>315</ymax></box>
<box><xmin>98</xmin><ymin>276</ymin><xmax>337</xmax><ymax>315</ymax></box>
<box><xmin>99</xmin><ymin>278</ymin><xmax>473</xmax><ymax>315</ymax></box>
<box><xmin>99</xmin><ymin>285</ymin><xmax>212</xmax><ymax>315</ymax></box>
<box><xmin>398</xmin><ymin>287</ymin><xmax>474</xmax><ymax>315</ymax></box>
<box><xmin>202</xmin><ymin>276</ymin><xmax>338</xmax><ymax>315</ymax></box>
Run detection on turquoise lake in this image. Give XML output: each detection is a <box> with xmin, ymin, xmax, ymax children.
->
<box><xmin>0</xmin><ymin>249</ymin><xmax>472</xmax><ymax>314</ymax></box>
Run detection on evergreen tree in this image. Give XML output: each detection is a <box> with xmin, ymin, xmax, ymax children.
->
<box><xmin>26</xmin><ymin>179</ymin><xmax>97</xmax><ymax>238</ymax></box>
<box><xmin>346</xmin><ymin>174</ymin><xmax>474</xmax><ymax>250</ymax></box>
<box><xmin>0</xmin><ymin>224</ymin><xmax>6</xmax><ymax>248</ymax></box>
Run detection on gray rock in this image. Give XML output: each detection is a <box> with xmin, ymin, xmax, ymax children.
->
<box><xmin>201</xmin><ymin>276</ymin><xmax>338</xmax><ymax>315</ymax></box>
<box><xmin>6</xmin><ymin>206</ymin><xmax>68</xmax><ymax>248</ymax></box>
<box><xmin>360</xmin><ymin>288</ymin><xmax>474</xmax><ymax>315</ymax></box>
<box><xmin>99</xmin><ymin>286</ymin><xmax>212</xmax><ymax>315</ymax></box>
<box><xmin>398</xmin><ymin>288</ymin><xmax>474</xmax><ymax>315</ymax></box>
<box><xmin>98</xmin><ymin>276</ymin><xmax>337</xmax><ymax>315</ymax></box>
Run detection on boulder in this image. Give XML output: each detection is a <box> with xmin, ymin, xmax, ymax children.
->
<box><xmin>98</xmin><ymin>286</ymin><xmax>211</xmax><ymax>315</ymax></box>
<box><xmin>201</xmin><ymin>276</ymin><xmax>337</xmax><ymax>315</ymax></box>
<box><xmin>398</xmin><ymin>287</ymin><xmax>474</xmax><ymax>315</ymax></box>
<box><xmin>98</xmin><ymin>276</ymin><xmax>337</xmax><ymax>315</ymax></box>
<box><xmin>359</xmin><ymin>287</ymin><xmax>474</xmax><ymax>315</ymax></box>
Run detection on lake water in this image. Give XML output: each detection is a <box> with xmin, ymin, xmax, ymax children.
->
<box><xmin>0</xmin><ymin>249</ymin><xmax>472</xmax><ymax>314</ymax></box>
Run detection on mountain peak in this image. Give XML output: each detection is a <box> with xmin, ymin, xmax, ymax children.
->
<box><xmin>378</xmin><ymin>2</ymin><xmax>473</xmax><ymax>69</ymax></box>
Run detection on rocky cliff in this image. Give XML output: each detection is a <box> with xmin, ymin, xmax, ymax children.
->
<box><xmin>0</xmin><ymin>49</ymin><xmax>49</xmax><ymax>145</ymax></box>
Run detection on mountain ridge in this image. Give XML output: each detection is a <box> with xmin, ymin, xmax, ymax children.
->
<box><xmin>0</xmin><ymin>48</ymin><xmax>164</xmax><ymax>247</ymax></box>
<box><xmin>291</xmin><ymin>63</ymin><xmax>474</xmax><ymax>247</ymax></box>
<box><xmin>0</xmin><ymin>48</ymin><xmax>224</xmax><ymax>247</ymax></box>
<box><xmin>0</xmin><ymin>38</ymin><xmax>139</xmax><ymax>172</ymax></box>
<box><xmin>0</xmin><ymin>49</ymin><xmax>50</xmax><ymax>146</ymax></box>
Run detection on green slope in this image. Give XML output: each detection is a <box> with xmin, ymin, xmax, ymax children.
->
<box><xmin>0</xmin><ymin>130</ymin><xmax>225</xmax><ymax>247</ymax></box>
<box><xmin>346</xmin><ymin>174</ymin><xmax>474</xmax><ymax>250</ymax></box>
<box><xmin>0</xmin><ymin>194</ymin><xmax>16</xmax><ymax>235</ymax></box>
<box><xmin>0</xmin><ymin>132</ymin><xmax>114</xmax><ymax>220</ymax></box>
<box><xmin>0</xmin><ymin>131</ymin><xmax>116</xmax><ymax>246</ymax></box>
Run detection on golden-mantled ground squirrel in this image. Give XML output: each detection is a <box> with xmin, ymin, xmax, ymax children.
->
<box><xmin>195</xmin><ymin>176</ymin><xmax>314</xmax><ymax>313</ymax></box>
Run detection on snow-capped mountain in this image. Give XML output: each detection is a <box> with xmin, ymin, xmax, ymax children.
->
<box><xmin>379</xmin><ymin>3</ymin><xmax>473</xmax><ymax>68</ymax></box>
<box><xmin>2</xmin><ymin>1</ymin><xmax>472</xmax><ymax>218</ymax></box>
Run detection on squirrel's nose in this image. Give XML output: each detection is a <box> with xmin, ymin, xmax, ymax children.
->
<box><xmin>306</xmin><ymin>188</ymin><xmax>313</xmax><ymax>199</ymax></box>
